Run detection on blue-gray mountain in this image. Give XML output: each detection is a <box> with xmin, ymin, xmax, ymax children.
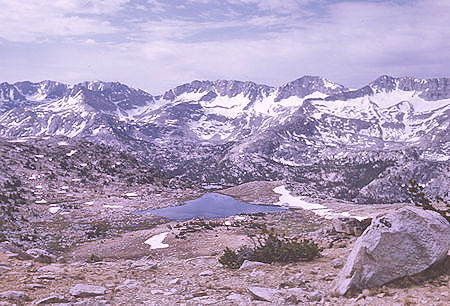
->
<box><xmin>0</xmin><ymin>75</ymin><xmax>449</xmax><ymax>203</ymax></box>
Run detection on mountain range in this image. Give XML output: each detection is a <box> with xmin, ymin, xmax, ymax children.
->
<box><xmin>1</xmin><ymin>75</ymin><xmax>449</xmax><ymax>204</ymax></box>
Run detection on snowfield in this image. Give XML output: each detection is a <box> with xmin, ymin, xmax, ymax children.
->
<box><xmin>273</xmin><ymin>185</ymin><xmax>367</xmax><ymax>221</ymax></box>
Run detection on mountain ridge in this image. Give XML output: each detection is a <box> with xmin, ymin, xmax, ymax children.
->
<box><xmin>0</xmin><ymin>74</ymin><xmax>449</xmax><ymax>204</ymax></box>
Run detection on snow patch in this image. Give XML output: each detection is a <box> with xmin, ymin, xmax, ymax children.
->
<box><xmin>8</xmin><ymin>138</ymin><xmax>28</xmax><ymax>143</ymax></box>
<box><xmin>202</xmin><ymin>185</ymin><xmax>222</xmax><ymax>190</ymax></box>
<box><xmin>200</xmin><ymin>93</ymin><xmax>251</xmax><ymax>118</ymax></box>
<box><xmin>144</xmin><ymin>232</ymin><xmax>169</xmax><ymax>249</ymax></box>
<box><xmin>49</xmin><ymin>206</ymin><xmax>61</xmax><ymax>214</ymax></box>
<box><xmin>92</xmin><ymin>125</ymin><xmax>104</xmax><ymax>136</ymax></box>
<box><xmin>274</xmin><ymin>186</ymin><xmax>326</xmax><ymax>209</ymax></box>
<box><xmin>323</xmin><ymin>80</ymin><xmax>340</xmax><ymax>90</ymax></box>
<box><xmin>124</xmin><ymin>192</ymin><xmax>138</xmax><ymax>198</ymax></box>
<box><xmin>178</xmin><ymin>91</ymin><xmax>207</xmax><ymax>102</ymax></box>
<box><xmin>103</xmin><ymin>205</ymin><xmax>123</xmax><ymax>209</ymax></box>
<box><xmin>66</xmin><ymin>149</ymin><xmax>77</xmax><ymax>157</ymax></box>
<box><xmin>273</xmin><ymin>185</ymin><xmax>367</xmax><ymax>221</ymax></box>
<box><xmin>273</xmin><ymin>157</ymin><xmax>300</xmax><ymax>167</ymax></box>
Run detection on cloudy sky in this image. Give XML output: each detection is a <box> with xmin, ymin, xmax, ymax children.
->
<box><xmin>0</xmin><ymin>0</ymin><xmax>448</xmax><ymax>93</ymax></box>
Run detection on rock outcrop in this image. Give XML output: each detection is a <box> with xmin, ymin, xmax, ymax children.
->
<box><xmin>331</xmin><ymin>206</ymin><xmax>450</xmax><ymax>296</ymax></box>
<box><xmin>69</xmin><ymin>284</ymin><xmax>107</xmax><ymax>298</ymax></box>
<box><xmin>239</xmin><ymin>260</ymin><xmax>268</xmax><ymax>270</ymax></box>
<box><xmin>26</xmin><ymin>248</ymin><xmax>57</xmax><ymax>264</ymax></box>
<box><xmin>0</xmin><ymin>242</ymin><xmax>33</xmax><ymax>260</ymax></box>
<box><xmin>0</xmin><ymin>290</ymin><xmax>30</xmax><ymax>302</ymax></box>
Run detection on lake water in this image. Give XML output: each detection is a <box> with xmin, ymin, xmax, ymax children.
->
<box><xmin>135</xmin><ymin>192</ymin><xmax>285</xmax><ymax>220</ymax></box>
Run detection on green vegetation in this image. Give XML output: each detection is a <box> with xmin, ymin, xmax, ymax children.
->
<box><xmin>0</xmin><ymin>220</ymin><xmax>6</xmax><ymax>242</ymax></box>
<box><xmin>219</xmin><ymin>247</ymin><xmax>248</xmax><ymax>269</ymax></box>
<box><xmin>87</xmin><ymin>254</ymin><xmax>102</xmax><ymax>263</ymax></box>
<box><xmin>408</xmin><ymin>179</ymin><xmax>449</xmax><ymax>223</ymax></box>
<box><xmin>86</xmin><ymin>222</ymin><xmax>111</xmax><ymax>239</ymax></box>
<box><xmin>174</xmin><ymin>219</ymin><xmax>222</xmax><ymax>239</ymax></box>
<box><xmin>219</xmin><ymin>228</ymin><xmax>322</xmax><ymax>269</ymax></box>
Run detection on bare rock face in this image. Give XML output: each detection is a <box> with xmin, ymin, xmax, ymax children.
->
<box><xmin>331</xmin><ymin>206</ymin><xmax>450</xmax><ymax>296</ymax></box>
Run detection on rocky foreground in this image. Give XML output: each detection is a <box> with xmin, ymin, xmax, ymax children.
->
<box><xmin>1</xmin><ymin>181</ymin><xmax>449</xmax><ymax>305</ymax></box>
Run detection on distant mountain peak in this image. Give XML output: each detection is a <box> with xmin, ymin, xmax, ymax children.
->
<box><xmin>275</xmin><ymin>75</ymin><xmax>347</xmax><ymax>102</ymax></box>
<box><xmin>161</xmin><ymin>79</ymin><xmax>274</xmax><ymax>102</ymax></box>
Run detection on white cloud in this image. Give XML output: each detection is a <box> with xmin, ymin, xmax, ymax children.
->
<box><xmin>0</xmin><ymin>0</ymin><xmax>448</xmax><ymax>93</ymax></box>
<box><xmin>187</xmin><ymin>0</ymin><xmax>215</xmax><ymax>3</ymax></box>
<box><xmin>52</xmin><ymin>0</ymin><xmax>130</xmax><ymax>15</ymax></box>
<box><xmin>227</xmin><ymin>0</ymin><xmax>311</xmax><ymax>12</ymax></box>
<box><xmin>134</xmin><ymin>0</ymin><xmax>450</xmax><ymax>90</ymax></box>
<box><xmin>83</xmin><ymin>38</ymin><xmax>98</xmax><ymax>45</ymax></box>
<box><xmin>134</xmin><ymin>15</ymin><xmax>294</xmax><ymax>42</ymax></box>
<box><xmin>0</xmin><ymin>0</ymin><xmax>129</xmax><ymax>42</ymax></box>
<box><xmin>147</xmin><ymin>0</ymin><xmax>166</xmax><ymax>13</ymax></box>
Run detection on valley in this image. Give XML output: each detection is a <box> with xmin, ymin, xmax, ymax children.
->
<box><xmin>0</xmin><ymin>75</ymin><xmax>449</xmax><ymax>305</ymax></box>
<box><xmin>1</xmin><ymin>75</ymin><xmax>449</xmax><ymax>203</ymax></box>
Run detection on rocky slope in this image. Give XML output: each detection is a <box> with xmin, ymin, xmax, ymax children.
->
<box><xmin>0</xmin><ymin>136</ymin><xmax>199</xmax><ymax>252</ymax></box>
<box><xmin>0</xmin><ymin>75</ymin><xmax>449</xmax><ymax>203</ymax></box>
<box><xmin>0</xmin><ymin>182</ymin><xmax>448</xmax><ymax>305</ymax></box>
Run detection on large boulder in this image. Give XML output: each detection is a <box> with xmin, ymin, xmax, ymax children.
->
<box><xmin>331</xmin><ymin>206</ymin><xmax>450</xmax><ymax>296</ymax></box>
<box><xmin>0</xmin><ymin>290</ymin><xmax>30</xmax><ymax>302</ymax></box>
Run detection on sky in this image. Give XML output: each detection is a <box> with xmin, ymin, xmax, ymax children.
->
<box><xmin>0</xmin><ymin>0</ymin><xmax>448</xmax><ymax>93</ymax></box>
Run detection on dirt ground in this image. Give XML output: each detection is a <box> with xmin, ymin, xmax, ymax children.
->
<box><xmin>1</xmin><ymin>182</ymin><xmax>449</xmax><ymax>305</ymax></box>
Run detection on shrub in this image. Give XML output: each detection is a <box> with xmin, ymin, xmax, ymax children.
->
<box><xmin>250</xmin><ymin>232</ymin><xmax>322</xmax><ymax>264</ymax></box>
<box><xmin>86</xmin><ymin>223</ymin><xmax>109</xmax><ymax>239</ymax></box>
<box><xmin>87</xmin><ymin>254</ymin><xmax>102</xmax><ymax>263</ymax></box>
<box><xmin>219</xmin><ymin>230</ymin><xmax>322</xmax><ymax>269</ymax></box>
<box><xmin>0</xmin><ymin>222</ymin><xmax>6</xmax><ymax>242</ymax></box>
<box><xmin>219</xmin><ymin>247</ymin><xmax>243</xmax><ymax>269</ymax></box>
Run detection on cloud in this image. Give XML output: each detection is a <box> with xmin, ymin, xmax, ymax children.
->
<box><xmin>227</xmin><ymin>0</ymin><xmax>311</xmax><ymax>12</ymax></box>
<box><xmin>187</xmin><ymin>0</ymin><xmax>215</xmax><ymax>3</ymax></box>
<box><xmin>187</xmin><ymin>0</ymin><xmax>312</xmax><ymax>14</ymax></box>
<box><xmin>135</xmin><ymin>16</ymin><xmax>292</xmax><ymax>42</ymax></box>
<box><xmin>52</xmin><ymin>0</ymin><xmax>130</xmax><ymax>15</ymax></box>
<box><xmin>0</xmin><ymin>0</ymin><xmax>129</xmax><ymax>42</ymax></box>
<box><xmin>147</xmin><ymin>0</ymin><xmax>166</xmax><ymax>13</ymax></box>
<box><xmin>134</xmin><ymin>0</ymin><xmax>450</xmax><ymax>90</ymax></box>
<box><xmin>0</xmin><ymin>0</ymin><xmax>448</xmax><ymax>93</ymax></box>
<box><xmin>83</xmin><ymin>38</ymin><xmax>98</xmax><ymax>45</ymax></box>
